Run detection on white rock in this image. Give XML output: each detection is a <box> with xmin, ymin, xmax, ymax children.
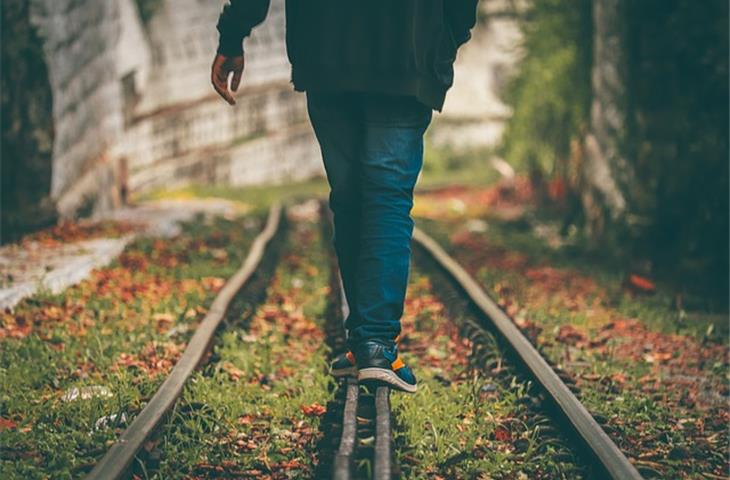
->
<box><xmin>61</xmin><ymin>385</ymin><xmax>113</xmax><ymax>402</ymax></box>
<box><xmin>93</xmin><ymin>412</ymin><xmax>128</xmax><ymax>431</ymax></box>
<box><xmin>466</xmin><ymin>219</ymin><xmax>488</xmax><ymax>233</ymax></box>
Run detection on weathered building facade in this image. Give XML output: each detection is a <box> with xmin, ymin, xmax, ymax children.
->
<box><xmin>25</xmin><ymin>0</ymin><xmax>320</xmax><ymax>220</ymax></box>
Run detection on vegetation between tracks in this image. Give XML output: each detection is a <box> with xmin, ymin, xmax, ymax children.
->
<box><xmin>394</xmin><ymin>269</ymin><xmax>587</xmax><ymax>479</ymax></box>
<box><xmin>413</xmin><ymin>185</ymin><xmax>729</xmax><ymax>479</ymax></box>
<box><xmin>148</xmin><ymin>209</ymin><xmax>334</xmax><ymax>479</ymax></box>
<box><xmin>0</xmin><ymin>214</ymin><xmax>261</xmax><ymax>479</ymax></box>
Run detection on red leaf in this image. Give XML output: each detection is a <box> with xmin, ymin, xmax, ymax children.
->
<box><xmin>556</xmin><ymin>325</ymin><xmax>586</xmax><ymax>346</ymax></box>
<box><xmin>494</xmin><ymin>426</ymin><xmax>512</xmax><ymax>442</ymax></box>
<box><xmin>0</xmin><ymin>418</ymin><xmax>17</xmax><ymax>431</ymax></box>
<box><xmin>628</xmin><ymin>274</ymin><xmax>656</xmax><ymax>293</ymax></box>
<box><xmin>300</xmin><ymin>403</ymin><xmax>326</xmax><ymax>417</ymax></box>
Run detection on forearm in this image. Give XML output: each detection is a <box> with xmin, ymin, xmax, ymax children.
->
<box><xmin>216</xmin><ymin>0</ymin><xmax>271</xmax><ymax>56</ymax></box>
<box><xmin>444</xmin><ymin>0</ymin><xmax>479</xmax><ymax>47</ymax></box>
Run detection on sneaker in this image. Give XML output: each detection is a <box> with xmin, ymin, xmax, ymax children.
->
<box><xmin>330</xmin><ymin>350</ymin><xmax>357</xmax><ymax>378</ymax></box>
<box><xmin>355</xmin><ymin>340</ymin><xmax>417</xmax><ymax>393</ymax></box>
<box><xmin>330</xmin><ymin>335</ymin><xmax>401</xmax><ymax>378</ymax></box>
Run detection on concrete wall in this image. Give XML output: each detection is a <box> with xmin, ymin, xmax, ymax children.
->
<box><xmin>432</xmin><ymin>0</ymin><xmax>523</xmax><ymax>150</ymax></box>
<box><xmin>29</xmin><ymin>0</ymin><xmax>127</xmax><ymax>215</ymax></box>
<box><xmin>136</xmin><ymin>0</ymin><xmax>290</xmax><ymax>114</ymax></box>
<box><xmin>117</xmin><ymin>0</ymin><xmax>319</xmax><ymax>196</ymax></box>
<box><xmin>29</xmin><ymin>0</ymin><xmax>320</xmax><ymax>219</ymax></box>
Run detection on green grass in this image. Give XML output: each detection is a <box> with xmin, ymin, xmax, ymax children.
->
<box><xmin>414</xmin><ymin>202</ymin><xmax>729</xmax><ymax>479</ymax></box>
<box><xmin>416</xmin><ymin>212</ymin><xmax>728</xmax><ymax>340</ymax></box>
<box><xmin>0</xmin><ymin>216</ymin><xmax>260</xmax><ymax>479</ymax></box>
<box><xmin>419</xmin><ymin>144</ymin><xmax>501</xmax><ymax>190</ymax></box>
<box><xmin>140</xmin><ymin>144</ymin><xmax>500</xmax><ymax>208</ymax></box>
<box><xmin>139</xmin><ymin>178</ymin><xmax>329</xmax><ymax>212</ymax></box>
<box><xmin>394</xmin><ymin>270</ymin><xmax>585</xmax><ymax>479</ymax></box>
<box><xmin>148</xmin><ymin>213</ymin><xmax>334</xmax><ymax>478</ymax></box>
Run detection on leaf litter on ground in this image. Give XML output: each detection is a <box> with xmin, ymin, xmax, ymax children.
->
<box><xmin>0</xmin><ymin>214</ymin><xmax>260</xmax><ymax>479</ymax></box>
<box><xmin>414</xmin><ymin>184</ymin><xmax>729</xmax><ymax>479</ymax></box>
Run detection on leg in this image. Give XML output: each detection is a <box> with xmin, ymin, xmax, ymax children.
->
<box><xmin>347</xmin><ymin>94</ymin><xmax>432</xmax><ymax>347</ymax></box>
<box><xmin>306</xmin><ymin>92</ymin><xmax>362</xmax><ymax>327</ymax></box>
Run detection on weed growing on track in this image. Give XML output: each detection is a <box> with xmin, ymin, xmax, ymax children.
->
<box><xmin>149</xmin><ymin>215</ymin><xmax>335</xmax><ymax>479</ymax></box>
<box><xmin>393</xmin><ymin>271</ymin><xmax>586</xmax><ymax>479</ymax></box>
<box><xmin>0</xmin><ymin>215</ymin><xmax>261</xmax><ymax>479</ymax></box>
<box><xmin>414</xmin><ymin>188</ymin><xmax>729</xmax><ymax>479</ymax></box>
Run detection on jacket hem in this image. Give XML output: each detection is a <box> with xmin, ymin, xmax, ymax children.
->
<box><xmin>291</xmin><ymin>67</ymin><xmax>448</xmax><ymax>111</ymax></box>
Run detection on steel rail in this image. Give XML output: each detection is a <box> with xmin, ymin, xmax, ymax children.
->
<box><xmin>333</xmin><ymin>272</ymin><xmax>359</xmax><ymax>480</ymax></box>
<box><xmin>412</xmin><ymin>227</ymin><xmax>643</xmax><ymax>480</ymax></box>
<box><xmin>86</xmin><ymin>202</ymin><xmax>283</xmax><ymax>480</ymax></box>
<box><xmin>373</xmin><ymin>387</ymin><xmax>392</xmax><ymax>480</ymax></box>
<box><xmin>325</xmin><ymin>201</ymin><xmax>393</xmax><ymax>480</ymax></box>
<box><xmin>332</xmin><ymin>378</ymin><xmax>360</xmax><ymax>479</ymax></box>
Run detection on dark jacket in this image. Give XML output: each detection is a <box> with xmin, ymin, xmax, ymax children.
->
<box><xmin>217</xmin><ymin>1</ymin><xmax>478</xmax><ymax>110</ymax></box>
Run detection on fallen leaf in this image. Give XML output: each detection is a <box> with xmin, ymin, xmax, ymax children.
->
<box><xmin>0</xmin><ymin>418</ymin><xmax>17</xmax><ymax>431</ymax></box>
<box><xmin>494</xmin><ymin>426</ymin><xmax>512</xmax><ymax>442</ymax></box>
<box><xmin>222</xmin><ymin>362</ymin><xmax>246</xmax><ymax>381</ymax></box>
<box><xmin>300</xmin><ymin>403</ymin><xmax>326</xmax><ymax>417</ymax></box>
<box><xmin>627</xmin><ymin>274</ymin><xmax>656</xmax><ymax>293</ymax></box>
<box><xmin>643</xmin><ymin>351</ymin><xmax>673</xmax><ymax>363</ymax></box>
<box><xmin>201</xmin><ymin>277</ymin><xmax>225</xmax><ymax>291</ymax></box>
<box><xmin>556</xmin><ymin>325</ymin><xmax>586</xmax><ymax>346</ymax></box>
<box><xmin>152</xmin><ymin>312</ymin><xmax>175</xmax><ymax>323</ymax></box>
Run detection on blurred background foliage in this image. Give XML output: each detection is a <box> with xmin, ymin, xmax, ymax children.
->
<box><xmin>500</xmin><ymin>0</ymin><xmax>728</xmax><ymax>301</ymax></box>
<box><xmin>501</xmin><ymin>0</ymin><xmax>592</xmax><ymax>179</ymax></box>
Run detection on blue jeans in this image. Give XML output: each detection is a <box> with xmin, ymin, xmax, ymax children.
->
<box><xmin>307</xmin><ymin>92</ymin><xmax>432</xmax><ymax>348</ymax></box>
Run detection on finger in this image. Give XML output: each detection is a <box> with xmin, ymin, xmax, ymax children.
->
<box><xmin>212</xmin><ymin>78</ymin><xmax>235</xmax><ymax>105</ymax></box>
<box><xmin>211</xmin><ymin>55</ymin><xmax>224</xmax><ymax>85</ymax></box>
<box><xmin>231</xmin><ymin>65</ymin><xmax>243</xmax><ymax>92</ymax></box>
<box><xmin>215</xmin><ymin>69</ymin><xmax>230</xmax><ymax>89</ymax></box>
<box><xmin>211</xmin><ymin>55</ymin><xmax>236</xmax><ymax>105</ymax></box>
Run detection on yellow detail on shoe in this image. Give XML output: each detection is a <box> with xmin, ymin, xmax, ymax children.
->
<box><xmin>391</xmin><ymin>357</ymin><xmax>405</xmax><ymax>371</ymax></box>
<box><xmin>345</xmin><ymin>351</ymin><xmax>355</xmax><ymax>364</ymax></box>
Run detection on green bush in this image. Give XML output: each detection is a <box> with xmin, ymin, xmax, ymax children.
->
<box><xmin>627</xmin><ymin>0</ymin><xmax>729</xmax><ymax>291</ymax></box>
<box><xmin>499</xmin><ymin>0</ymin><xmax>592</xmax><ymax>177</ymax></box>
<box><xmin>501</xmin><ymin>0</ymin><xmax>728</xmax><ymax>302</ymax></box>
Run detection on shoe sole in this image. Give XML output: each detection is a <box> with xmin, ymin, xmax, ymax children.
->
<box><xmin>358</xmin><ymin>367</ymin><xmax>417</xmax><ymax>393</ymax></box>
<box><xmin>331</xmin><ymin>366</ymin><xmax>357</xmax><ymax>378</ymax></box>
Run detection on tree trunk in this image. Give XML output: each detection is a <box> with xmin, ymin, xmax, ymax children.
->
<box><xmin>581</xmin><ymin>0</ymin><xmax>634</xmax><ymax>239</ymax></box>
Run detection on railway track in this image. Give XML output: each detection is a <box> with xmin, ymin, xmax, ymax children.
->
<box><xmin>82</xmin><ymin>199</ymin><xmax>642</xmax><ymax>479</ymax></box>
<box><xmin>411</xmin><ymin>228</ymin><xmax>643</xmax><ymax>480</ymax></box>
<box><xmin>85</xmin><ymin>203</ymin><xmax>284</xmax><ymax>480</ymax></box>
<box><xmin>320</xmin><ymin>204</ymin><xmax>394</xmax><ymax>480</ymax></box>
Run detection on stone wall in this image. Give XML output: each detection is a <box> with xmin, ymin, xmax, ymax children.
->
<box><xmin>432</xmin><ymin>0</ymin><xmax>523</xmax><ymax>150</ymax></box>
<box><xmin>29</xmin><ymin>0</ymin><xmax>128</xmax><ymax>216</ymax></box>
<box><xmin>26</xmin><ymin>0</ymin><xmax>320</xmax><ymax>220</ymax></box>
<box><xmin>117</xmin><ymin>0</ymin><xmax>319</xmax><ymax>195</ymax></box>
<box><xmin>136</xmin><ymin>0</ymin><xmax>290</xmax><ymax>114</ymax></box>
<box><xmin>122</xmin><ymin>84</ymin><xmax>317</xmax><ymax>191</ymax></box>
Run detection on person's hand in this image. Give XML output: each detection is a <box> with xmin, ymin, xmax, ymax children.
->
<box><xmin>211</xmin><ymin>53</ymin><xmax>244</xmax><ymax>105</ymax></box>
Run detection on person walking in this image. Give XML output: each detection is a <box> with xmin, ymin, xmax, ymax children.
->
<box><xmin>212</xmin><ymin>0</ymin><xmax>477</xmax><ymax>393</ymax></box>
